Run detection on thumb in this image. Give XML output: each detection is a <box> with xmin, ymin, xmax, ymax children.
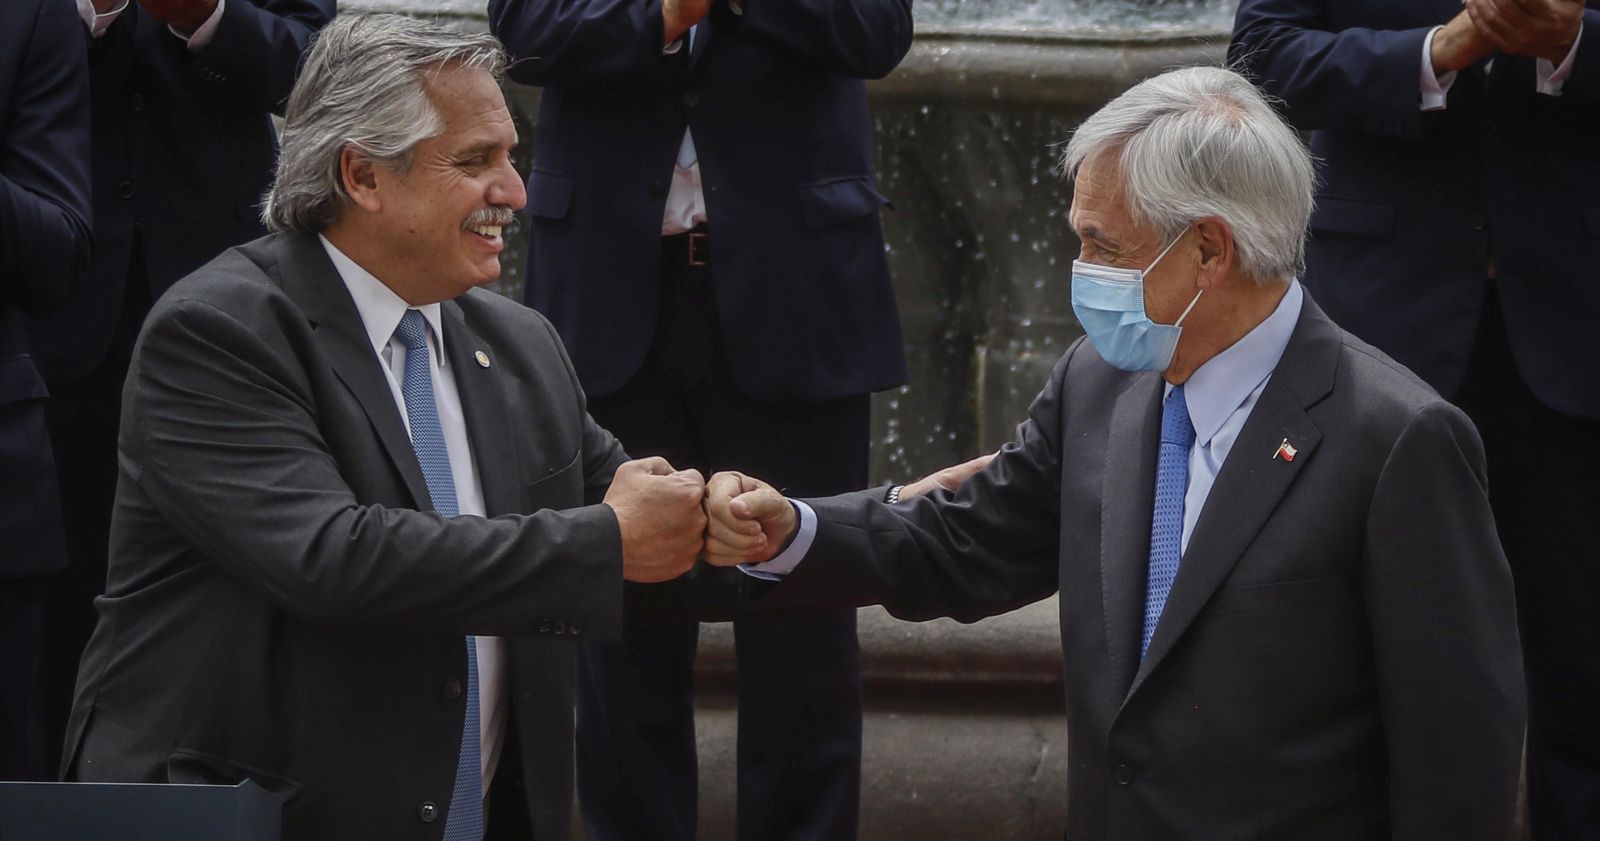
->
<box><xmin>730</xmin><ymin>489</ymin><xmax>789</xmax><ymax>524</ymax></box>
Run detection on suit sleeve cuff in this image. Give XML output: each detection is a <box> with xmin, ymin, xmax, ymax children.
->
<box><xmin>1420</xmin><ymin>26</ymin><xmax>1457</xmax><ymax>111</ymax></box>
<box><xmin>170</xmin><ymin>0</ymin><xmax>226</xmax><ymax>50</ymax></box>
<box><xmin>738</xmin><ymin>500</ymin><xmax>816</xmax><ymax>580</ymax></box>
<box><xmin>84</xmin><ymin>0</ymin><xmax>128</xmax><ymax>37</ymax></box>
<box><xmin>1537</xmin><ymin>23</ymin><xmax>1582</xmax><ymax>96</ymax></box>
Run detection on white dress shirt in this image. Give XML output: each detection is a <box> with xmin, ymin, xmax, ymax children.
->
<box><xmin>319</xmin><ymin>236</ymin><xmax>508</xmax><ymax>799</ymax></box>
<box><xmin>1421</xmin><ymin>22</ymin><xmax>1582</xmax><ymax>110</ymax></box>
<box><xmin>77</xmin><ymin>0</ymin><xmax>227</xmax><ymax>46</ymax></box>
<box><xmin>754</xmin><ymin>280</ymin><xmax>1306</xmax><ymax>576</ymax></box>
<box><xmin>658</xmin><ymin>2</ymin><xmax>745</xmax><ymax>234</ymax></box>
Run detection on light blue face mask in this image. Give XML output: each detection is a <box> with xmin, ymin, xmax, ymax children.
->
<box><xmin>1069</xmin><ymin>233</ymin><xmax>1203</xmax><ymax>372</ymax></box>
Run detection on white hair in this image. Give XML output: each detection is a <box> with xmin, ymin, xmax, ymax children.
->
<box><xmin>263</xmin><ymin>14</ymin><xmax>508</xmax><ymax>233</ymax></box>
<box><xmin>1059</xmin><ymin>66</ymin><xmax>1315</xmax><ymax>284</ymax></box>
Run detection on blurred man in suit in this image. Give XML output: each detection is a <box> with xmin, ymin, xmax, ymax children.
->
<box><xmin>0</xmin><ymin>0</ymin><xmax>92</xmax><ymax>782</ymax></box>
<box><xmin>704</xmin><ymin>67</ymin><xmax>1526</xmax><ymax>841</ymax></box>
<box><xmin>63</xmin><ymin>16</ymin><xmax>708</xmax><ymax>839</ymax></box>
<box><xmin>489</xmin><ymin>0</ymin><xmax>911</xmax><ymax>836</ymax></box>
<box><xmin>1231</xmin><ymin>2</ymin><xmax>1600</xmax><ymax>835</ymax></box>
<box><xmin>28</xmin><ymin>0</ymin><xmax>333</xmax><ymax>769</ymax></box>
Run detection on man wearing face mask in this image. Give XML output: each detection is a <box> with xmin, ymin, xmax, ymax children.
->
<box><xmin>694</xmin><ymin>66</ymin><xmax>1527</xmax><ymax>841</ymax></box>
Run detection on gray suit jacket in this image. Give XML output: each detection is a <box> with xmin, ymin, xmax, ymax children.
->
<box><xmin>770</xmin><ymin>296</ymin><xmax>1526</xmax><ymax>840</ymax></box>
<box><xmin>63</xmin><ymin>231</ymin><xmax>628</xmax><ymax>840</ymax></box>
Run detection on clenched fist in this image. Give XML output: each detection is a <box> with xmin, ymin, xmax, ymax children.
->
<box><xmin>703</xmin><ymin>471</ymin><xmax>796</xmax><ymax>567</ymax></box>
<box><xmin>604</xmin><ymin>457</ymin><xmax>707</xmax><ymax>583</ymax></box>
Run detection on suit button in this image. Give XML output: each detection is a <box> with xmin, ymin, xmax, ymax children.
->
<box><xmin>418</xmin><ymin>802</ymin><xmax>439</xmax><ymax>822</ymax></box>
<box><xmin>1471</xmin><ymin>213</ymin><xmax>1487</xmax><ymax>232</ymax></box>
<box><xmin>570</xmin><ymin>620</ymin><xmax>584</xmax><ymax>635</ymax></box>
<box><xmin>442</xmin><ymin>679</ymin><xmax>462</xmax><ymax>700</ymax></box>
<box><xmin>129</xmin><ymin>93</ymin><xmax>144</xmax><ymax>112</ymax></box>
<box><xmin>538</xmin><ymin>620</ymin><xmax>551</xmax><ymax>633</ymax></box>
<box><xmin>1481</xmin><ymin>121</ymin><xmax>1498</xmax><ymax>136</ymax></box>
<box><xmin>683</xmin><ymin>89</ymin><xmax>701</xmax><ymax>108</ymax></box>
<box><xmin>117</xmin><ymin>180</ymin><xmax>134</xmax><ymax>199</ymax></box>
<box><xmin>1112</xmin><ymin>765</ymin><xmax>1134</xmax><ymax>786</ymax></box>
<box><xmin>555</xmin><ymin>620</ymin><xmax>568</xmax><ymax>634</ymax></box>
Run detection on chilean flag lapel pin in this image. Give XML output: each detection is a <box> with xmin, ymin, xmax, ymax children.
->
<box><xmin>1273</xmin><ymin>437</ymin><xmax>1298</xmax><ymax>462</ymax></box>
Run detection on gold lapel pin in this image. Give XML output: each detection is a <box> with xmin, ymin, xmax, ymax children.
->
<box><xmin>1273</xmin><ymin>437</ymin><xmax>1298</xmax><ymax>462</ymax></box>
<box><xmin>474</xmin><ymin>350</ymin><xmax>491</xmax><ymax>368</ymax></box>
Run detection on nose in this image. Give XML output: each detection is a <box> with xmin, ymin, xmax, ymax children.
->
<box><xmin>488</xmin><ymin>156</ymin><xmax>527</xmax><ymax>212</ymax></box>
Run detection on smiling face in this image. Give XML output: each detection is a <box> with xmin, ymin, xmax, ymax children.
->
<box><xmin>338</xmin><ymin>63</ymin><xmax>527</xmax><ymax>305</ymax></box>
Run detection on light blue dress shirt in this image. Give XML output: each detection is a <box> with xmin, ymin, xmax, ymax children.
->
<box><xmin>747</xmin><ymin>280</ymin><xmax>1304</xmax><ymax>577</ymax></box>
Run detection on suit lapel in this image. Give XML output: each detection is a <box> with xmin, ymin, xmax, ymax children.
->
<box><xmin>440</xmin><ymin>301</ymin><xmax>523</xmax><ymax>516</ymax></box>
<box><xmin>1122</xmin><ymin>295</ymin><xmax>1340</xmax><ymax>704</ymax></box>
<box><xmin>275</xmin><ymin>233</ymin><xmax>433</xmax><ymax>509</ymax></box>
<box><xmin>1099</xmin><ymin>374</ymin><xmax>1164</xmax><ymax>698</ymax></box>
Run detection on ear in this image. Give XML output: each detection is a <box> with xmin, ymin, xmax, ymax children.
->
<box><xmin>339</xmin><ymin>146</ymin><xmax>383</xmax><ymax>214</ymax></box>
<box><xmin>1191</xmin><ymin>216</ymin><xmax>1235</xmax><ymax>290</ymax></box>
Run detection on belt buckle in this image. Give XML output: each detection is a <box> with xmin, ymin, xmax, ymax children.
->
<box><xmin>687</xmin><ymin>231</ymin><xmax>708</xmax><ymax>267</ymax></box>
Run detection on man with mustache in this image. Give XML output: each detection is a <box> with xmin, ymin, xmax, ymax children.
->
<box><xmin>61</xmin><ymin>16</ymin><xmax>706</xmax><ymax>839</ymax></box>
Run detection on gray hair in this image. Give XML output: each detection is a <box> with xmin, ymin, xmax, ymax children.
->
<box><xmin>263</xmin><ymin>14</ymin><xmax>508</xmax><ymax>233</ymax></box>
<box><xmin>1058</xmin><ymin>66</ymin><xmax>1314</xmax><ymax>284</ymax></box>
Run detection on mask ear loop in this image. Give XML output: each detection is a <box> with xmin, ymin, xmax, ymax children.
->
<box><xmin>1144</xmin><ymin>227</ymin><xmax>1188</xmax><ymax>274</ymax></box>
<box><xmin>1173</xmin><ymin>288</ymin><xmax>1205</xmax><ymax>328</ymax></box>
<box><xmin>1145</xmin><ymin>225</ymin><xmax>1201</xmax><ymax>326</ymax></box>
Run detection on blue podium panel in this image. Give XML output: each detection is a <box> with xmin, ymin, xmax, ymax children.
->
<box><xmin>0</xmin><ymin>780</ymin><xmax>282</xmax><ymax>841</ymax></box>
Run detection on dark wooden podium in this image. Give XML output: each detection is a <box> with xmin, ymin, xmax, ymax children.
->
<box><xmin>0</xmin><ymin>779</ymin><xmax>282</xmax><ymax>840</ymax></box>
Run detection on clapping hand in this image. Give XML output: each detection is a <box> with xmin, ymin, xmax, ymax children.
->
<box><xmin>1465</xmin><ymin>0</ymin><xmax>1585</xmax><ymax>64</ymax></box>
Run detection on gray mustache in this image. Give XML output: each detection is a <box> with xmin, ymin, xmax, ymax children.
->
<box><xmin>463</xmin><ymin>207</ymin><xmax>517</xmax><ymax>228</ymax></box>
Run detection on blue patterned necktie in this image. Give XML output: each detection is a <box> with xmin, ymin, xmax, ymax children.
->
<box><xmin>395</xmin><ymin>310</ymin><xmax>481</xmax><ymax>840</ymax></box>
<box><xmin>1142</xmin><ymin>385</ymin><xmax>1195</xmax><ymax>659</ymax></box>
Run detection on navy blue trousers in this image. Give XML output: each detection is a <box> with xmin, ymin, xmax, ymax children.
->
<box><xmin>577</xmin><ymin>252</ymin><xmax>866</xmax><ymax>841</ymax></box>
<box><xmin>1456</xmin><ymin>288</ymin><xmax>1600</xmax><ymax>841</ymax></box>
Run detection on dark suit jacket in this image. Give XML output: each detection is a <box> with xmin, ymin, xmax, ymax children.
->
<box><xmin>767</xmin><ymin>297</ymin><xmax>1526</xmax><ymax>840</ymax></box>
<box><xmin>1230</xmin><ymin>0</ymin><xmax>1600</xmax><ymax>418</ymax></box>
<box><xmin>490</xmin><ymin>0</ymin><xmax>910</xmax><ymax>402</ymax></box>
<box><xmin>64</xmin><ymin>231</ymin><xmax>630</xmax><ymax>840</ymax></box>
<box><xmin>26</xmin><ymin>0</ymin><xmax>333</xmax><ymax>384</ymax></box>
<box><xmin>0</xmin><ymin>0</ymin><xmax>91</xmax><ymax>579</ymax></box>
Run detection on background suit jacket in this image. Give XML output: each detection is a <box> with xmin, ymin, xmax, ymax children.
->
<box><xmin>764</xmin><ymin>297</ymin><xmax>1526</xmax><ymax>840</ymax></box>
<box><xmin>26</xmin><ymin>0</ymin><xmax>333</xmax><ymax>384</ymax></box>
<box><xmin>0</xmin><ymin>0</ymin><xmax>91</xmax><ymax>579</ymax></box>
<box><xmin>1230</xmin><ymin>0</ymin><xmax>1600</xmax><ymax>418</ymax></box>
<box><xmin>64</xmin><ymin>231</ymin><xmax>630</xmax><ymax>840</ymax></box>
<box><xmin>490</xmin><ymin>0</ymin><xmax>910</xmax><ymax>402</ymax></box>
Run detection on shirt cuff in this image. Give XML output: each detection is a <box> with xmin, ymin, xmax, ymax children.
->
<box><xmin>729</xmin><ymin>0</ymin><xmax>744</xmax><ymax>14</ymax></box>
<box><xmin>1420</xmin><ymin>26</ymin><xmax>1457</xmax><ymax>111</ymax></box>
<box><xmin>169</xmin><ymin>0</ymin><xmax>226</xmax><ymax>51</ymax></box>
<box><xmin>83</xmin><ymin>0</ymin><xmax>129</xmax><ymax>37</ymax></box>
<box><xmin>1537</xmin><ymin>22</ymin><xmax>1583</xmax><ymax>96</ymax></box>
<box><xmin>662</xmin><ymin>38</ymin><xmax>685</xmax><ymax>55</ymax></box>
<box><xmin>738</xmin><ymin>500</ymin><xmax>816</xmax><ymax>580</ymax></box>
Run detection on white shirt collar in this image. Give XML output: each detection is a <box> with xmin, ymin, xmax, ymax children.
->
<box><xmin>317</xmin><ymin>235</ymin><xmax>446</xmax><ymax>366</ymax></box>
<box><xmin>1178</xmin><ymin>279</ymin><xmax>1303</xmax><ymax>447</ymax></box>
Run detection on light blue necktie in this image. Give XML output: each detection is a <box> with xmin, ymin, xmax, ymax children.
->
<box><xmin>1142</xmin><ymin>385</ymin><xmax>1195</xmax><ymax>659</ymax></box>
<box><xmin>395</xmin><ymin>310</ymin><xmax>481</xmax><ymax>840</ymax></box>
